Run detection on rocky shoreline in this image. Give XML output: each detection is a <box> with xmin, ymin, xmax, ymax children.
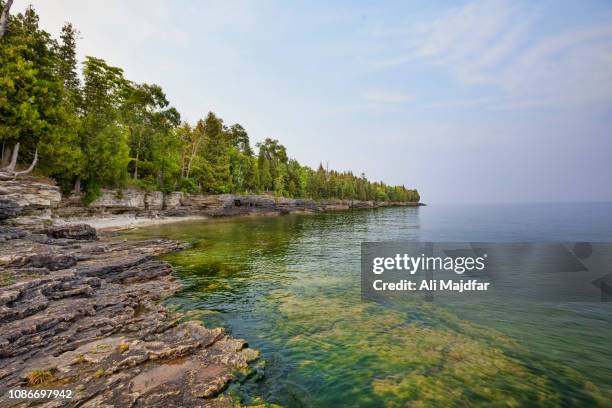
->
<box><xmin>0</xmin><ymin>223</ymin><xmax>261</xmax><ymax>407</ymax></box>
<box><xmin>0</xmin><ymin>175</ymin><xmax>422</xmax><ymax>230</ymax></box>
<box><xmin>0</xmin><ymin>175</ymin><xmax>421</xmax><ymax>407</ymax></box>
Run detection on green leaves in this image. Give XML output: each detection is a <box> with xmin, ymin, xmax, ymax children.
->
<box><xmin>0</xmin><ymin>3</ymin><xmax>420</xmax><ymax>203</ymax></box>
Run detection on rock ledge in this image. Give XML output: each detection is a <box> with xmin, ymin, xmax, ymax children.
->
<box><xmin>0</xmin><ymin>224</ymin><xmax>260</xmax><ymax>407</ymax></box>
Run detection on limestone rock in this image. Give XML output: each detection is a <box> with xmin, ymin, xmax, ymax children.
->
<box><xmin>41</xmin><ymin>223</ymin><xmax>97</xmax><ymax>241</ymax></box>
<box><xmin>0</xmin><ymin>227</ymin><xmax>259</xmax><ymax>407</ymax></box>
<box><xmin>0</xmin><ymin>177</ymin><xmax>61</xmax><ymax>218</ymax></box>
<box><xmin>89</xmin><ymin>189</ymin><xmax>146</xmax><ymax>212</ymax></box>
<box><xmin>162</xmin><ymin>191</ymin><xmax>184</xmax><ymax>210</ymax></box>
<box><xmin>0</xmin><ymin>197</ymin><xmax>21</xmax><ymax>220</ymax></box>
<box><xmin>144</xmin><ymin>191</ymin><xmax>164</xmax><ymax>211</ymax></box>
<box><xmin>1</xmin><ymin>176</ymin><xmax>420</xmax><ymax>227</ymax></box>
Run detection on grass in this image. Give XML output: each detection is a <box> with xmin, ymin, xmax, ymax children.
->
<box><xmin>26</xmin><ymin>368</ymin><xmax>56</xmax><ymax>386</ymax></box>
<box><xmin>0</xmin><ymin>271</ymin><xmax>16</xmax><ymax>287</ymax></box>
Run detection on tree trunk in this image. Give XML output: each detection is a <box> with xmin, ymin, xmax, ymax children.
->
<box><xmin>73</xmin><ymin>176</ymin><xmax>81</xmax><ymax>194</ymax></box>
<box><xmin>132</xmin><ymin>128</ymin><xmax>141</xmax><ymax>180</ymax></box>
<box><xmin>186</xmin><ymin>139</ymin><xmax>200</xmax><ymax>179</ymax></box>
<box><xmin>180</xmin><ymin>148</ymin><xmax>186</xmax><ymax>178</ymax></box>
<box><xmin>185</xmin><ymin>156</ymin><xmax>193</xmax><ymax>178</ymax></box>
<box><xmin>1</xmin><ymin>139</ymin><xmax>9</xmax><ymax>166</ymax></box>
<box><xmin>13</xmin><ymin>148</ymin><xmax>37</xmax><ymax>177</ymax></box>
<box><xmin>133</xmin><ymin>150</ymin><xmax>139</xmax><ymax>179</ymax></box>
<box><xmin>0</xmin><ymin>0</ymin><xmax>14</xmax><ymax>39</ymax></box>
<box><xmin>2</xmin><ymin>141</ymin><xmax>19</xmax><ymax>172</ymax></box>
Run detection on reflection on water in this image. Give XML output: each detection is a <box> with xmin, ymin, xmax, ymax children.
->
<box><xmin>121</xmin><ymin>204</ymin><xmax>612</xmax><ymax>407</ymax></box>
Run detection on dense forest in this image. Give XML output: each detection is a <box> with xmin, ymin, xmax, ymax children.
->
<box><xmin>0</xmin><ymin>2</ymin><xmax>420</xmax><ymax>204</ymax></box>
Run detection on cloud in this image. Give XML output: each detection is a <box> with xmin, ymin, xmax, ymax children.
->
<box><xmin>384</xmin><ymin>0</ymin><xmax>612</xmax><ymax>110</ymax></box>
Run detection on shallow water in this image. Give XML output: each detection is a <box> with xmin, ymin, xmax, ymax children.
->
<box><xmin>121</xmin><ymin>203</ymin><xmax>612</xmax><ymax>407</ymax></box>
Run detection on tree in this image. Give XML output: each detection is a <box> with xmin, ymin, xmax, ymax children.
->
<box><xmin>57</xmin><ymin>22</ymin><xmax>80</xmax><ymax>107</ymax></box>
<box><xmin>227</xmin><ymin>123</ymin><xmax>253</xmax><ymax>155</ymax></box>
<box><xmin>256</xmin><ymin>138</ymin><xmax>288</xmax><ymax>193</ymax></box>
<box><xmin>286</xmin><ymin>159</ymin><xmax>304</xmax><ymax>197</ymax></box>
<box><xmin>227</xmin><ymin>124</ymin><xmax>258</xmax><ymax>192</ymax></box>
<box><xmin>258</xmin><ymin>153</ymin><xmax>272</xmax><ymax>192</ymax></box>
<box><xmin>79</xmin><ymin>56</ymin><xmax>131</xmax><ymax>195</ymax></box>
<box><xmin>123</xmin><ymin>83</ymin><xmax>180</xmax><ymax>183</ymax></box>
<box><xmin>183</xmin><ymin>120</ymin><xmax>204</xmax><ymax>179</ymax></box>
<box><xmin>0</xmin><ymin>2</ymin><xmax>421</xmax><ymax>202</ymax></box>
<box><xmin>197</xmin><ymin>112</ymin><xmax>230</xmax><ymax>193</ymax></box>
<box><xmin>0</xmin><ymin>4</ymin><xmax>79</xmax><ymax>177</ymax></box>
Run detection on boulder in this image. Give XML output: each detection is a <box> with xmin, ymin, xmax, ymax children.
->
<box><xmin>41</xmin><ymin>223</ymin><xmax>97</xmax><ymax>240</ymax></box>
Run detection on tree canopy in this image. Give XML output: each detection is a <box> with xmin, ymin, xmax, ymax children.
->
<box><xmin>0</xmin><ymin>2</ymin><xmax>419</xmax><ymax>203</ymax></box>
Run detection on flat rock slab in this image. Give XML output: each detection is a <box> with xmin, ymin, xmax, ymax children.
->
<box><xmin>0</xmin><ymin>226</ymin><xmax>260</xmax><ymax>407</ymax></box>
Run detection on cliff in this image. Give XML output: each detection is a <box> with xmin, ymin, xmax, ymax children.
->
<box><xmin>0</xmin><ymin>175</ymin><xmax>61</xmax><ymax>221</ymax></box>
<box><xmin>1</xmin><ymin>175</ymin><xmax>421</xmax><ymax>227</ymax></box>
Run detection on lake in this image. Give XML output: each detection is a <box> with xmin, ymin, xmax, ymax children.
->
<box><xmin>121</xmin><ymin>202</ymin><xmax>612</xmax><ymax>407</ymax></box>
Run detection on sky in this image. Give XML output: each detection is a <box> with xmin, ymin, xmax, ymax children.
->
<box><xmin>13</xmin><ymin>0</ymin><xmax>612</xmax><ymax>203</ymax></box>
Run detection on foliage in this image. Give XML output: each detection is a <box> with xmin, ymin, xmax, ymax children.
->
<box><xmin>0</xmin><ymin>4</ymin><xmax>81</xmax><ymax>177</ymax></box>
<box><xmin>26</xmin><ymin>368</ymin><xmax>56</xmax><ymax>386</ymax></box>
<box><xmin>0</xmin><ymin>3</ymin><xmax>419</xmax><ymax>203</ymax></box>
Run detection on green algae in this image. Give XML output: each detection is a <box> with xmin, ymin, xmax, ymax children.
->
<box><xmin>273</xmin><ymin>295</ymin><xmax>609</xmax><ymax>407</ymax></box>
<box><xmin>119</xmin><ymin>212</ymin><xmax>612</xmax><ymax>407</ymax></box>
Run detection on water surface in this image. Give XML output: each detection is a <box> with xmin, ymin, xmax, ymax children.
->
<box><xmin>121</xmin><ymin>203</ymin><xmax>612</xmax><ymax>407</ymax></box>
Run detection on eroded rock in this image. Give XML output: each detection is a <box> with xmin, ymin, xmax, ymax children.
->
<box><xmin>0</xmin><ymin>177</ymin><xmax>61</xmax><ymax>218</ymax></box>
<box><xmin>0</xmin><ymin>198</ymin><xmax>21</xmax><ymax>220</ymax></box>
<box><xmin>0</xmin><ymin>227</ymin><xmax>260</xmax><ymax>407</ymax></box>
<box><xmin>41</xmin><ymin>224</ymin><xmax>97</xmax><ymax>241</ymax></box>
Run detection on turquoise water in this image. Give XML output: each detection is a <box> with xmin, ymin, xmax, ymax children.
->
<box><xmin>121</xmin><ymin>203</ymin><xmax>612</xmax><ymax>407</ymax></box>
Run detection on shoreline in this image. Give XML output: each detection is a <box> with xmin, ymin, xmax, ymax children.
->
<box><xmin>0</xmin><ymin>223</ymin><xmax>261</xmax><ymax>406</ymax></box>
<box><xmin>0</xmin><ymin>177</ymin><xmax>422</xmax><ymax>405</ymax></box>
<box><xmin>56</xmin><ymin>202</ymin><xmax>424</xmax><ymax>233</ymax></box>
<box><xmin>1</xmin><ymin>175</ymin><xmax>422</xmax><ymax>231</ymax></box>
<box><xmin>56</xmin><ymin>214</ymin><xmax>212</xmax><ymax>232</ymax></box>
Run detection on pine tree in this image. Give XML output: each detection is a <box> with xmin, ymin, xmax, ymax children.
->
<box><xmin>199</xmin><ymin>112</ymin><xmax>230</xmax><ymax>193</ymax></box>
<box><xmin>57</xmin><ymin>22</ymin><xmax>80</xmax><ymax>107</ymax></box>
<box><xmin>80</xmin><ymin>57</ymin><xmax>131</xmax><ymax>197</ymax></box>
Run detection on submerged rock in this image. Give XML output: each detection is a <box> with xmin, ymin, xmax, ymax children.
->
<box><xmin>0</xmin><ymin>226</ymin><xmax>259</xmax><ymax>407</ymax></box>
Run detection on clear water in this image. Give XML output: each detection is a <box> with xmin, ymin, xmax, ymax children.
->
<box><xmin>121</xmin><ymin>203</ymin><xmax>612</xmax><ymax>407</ymax></box>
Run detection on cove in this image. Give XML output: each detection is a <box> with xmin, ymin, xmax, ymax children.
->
<box><xmin>120</xmin><ymin>204</ymin><xmax>612</xmax><ymax>407</ymax></box>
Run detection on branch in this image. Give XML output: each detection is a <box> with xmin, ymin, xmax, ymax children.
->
<box><xmin>0</xmin><ymin>0</ymin><xmax>14</xmax><ymax>39</ymax></box>
<box><xmin>13</xmin><ymin>148</ymin><xmax>37</xmax><ymax>177</ymax></box>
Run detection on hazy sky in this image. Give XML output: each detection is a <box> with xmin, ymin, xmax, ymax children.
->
<box><xmin>13</xmin><ymin>0</ymin><xmax>612</xmax><ymax>203</ymax></box>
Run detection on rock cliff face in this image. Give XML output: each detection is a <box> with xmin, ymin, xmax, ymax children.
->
<box><xmin>57</xmin><ymin>189</ymin><xmax>418</xmax><ymax>220</ymax></box>
<box><xmin>0</xmin><ymin>175</ymin><xmax>61</xmax><ymax>220</ymax></box>
<box><xmin>0</xmin><ymin>225</ymin><xmax>260</xmax><ymax>407</ymax></box>
<box><xmin>1</xmin><ymin>176</ymin><xmax>420</xmax><ymax>225</ymax></box>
